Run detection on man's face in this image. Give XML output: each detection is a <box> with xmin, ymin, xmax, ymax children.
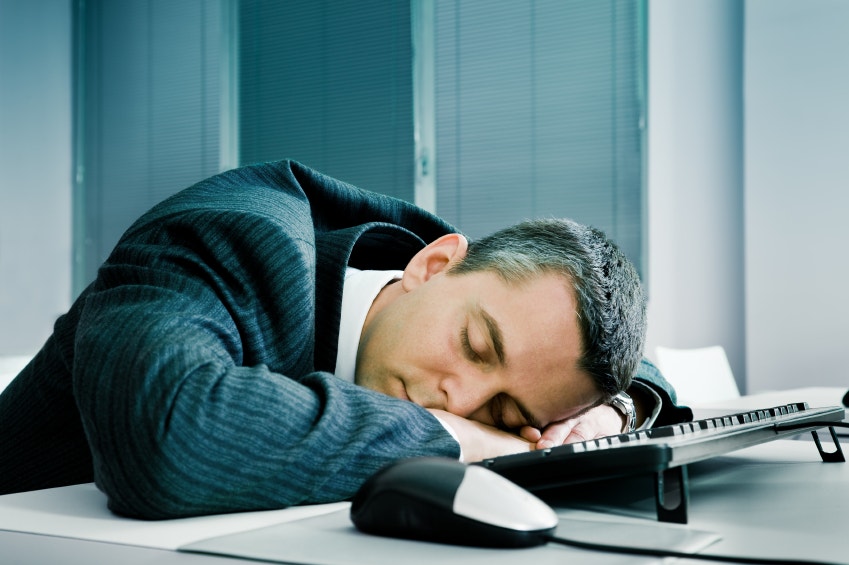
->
<box><xmin>354</xmin><ymin>265</ymin><xmax>601</xmax><ymax>432</ymax></box>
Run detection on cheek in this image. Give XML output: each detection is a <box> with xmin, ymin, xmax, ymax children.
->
<box><xmin>363</xmin><ymin>307</ymin><xmax>437</xmax><ymax>377</ymax></box>
<box><xmin>401</xmin><ymin>307</ymin><xmax>453</xmax><ymax>363</ymax></box>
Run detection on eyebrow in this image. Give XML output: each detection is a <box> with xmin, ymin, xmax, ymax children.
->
<box><xmin>476</xmin><ymin>305</ymin><xmax>507</xmax><ymax>367</ymax></box>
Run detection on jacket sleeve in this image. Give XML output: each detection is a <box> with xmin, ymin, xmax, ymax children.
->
<box><xmin>631</xmin><ymin>358</ymin><xmax>694</xmax><ymax>426</ymax></box>
<box><xmin>72</xmin><ymin>205</ymin><xmax>459</xmax><ymax>520</ymax></box>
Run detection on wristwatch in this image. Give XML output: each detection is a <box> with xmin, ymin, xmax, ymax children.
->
<box><xmin>609</xmin><ymin>392</ymin><xmax>636</xmax><ymax>433</ymax></box>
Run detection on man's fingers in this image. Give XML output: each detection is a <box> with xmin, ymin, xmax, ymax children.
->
<box><xmin>562</xmin><ymin>425</ymin><xmax>593</xmax><ymax>444</ymax></box>
<box><xmin>519</xmin><ymin>426</ymin><xmax>542</xmax><ymax>443</ymax></box>
<box><xmin>534</xmin><ymin>404</ymin><xmax>624</xmax><ymax>449</ymax></box>
<box><xmin>536</xmin><ymin>419</ymin><xmax>576</xmax><ymax>449</ymax></box>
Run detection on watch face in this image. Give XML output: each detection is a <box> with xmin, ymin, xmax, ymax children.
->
<box><xmin>611</xmin><ymin>393</ymin><xmax>635</xmax><ymax>432</ymax></box>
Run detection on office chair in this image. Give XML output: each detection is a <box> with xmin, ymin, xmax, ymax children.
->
<box><xmin>654</xmin><ymin>345</ymin><xmax>740</xmax><ymax>406</ymax></box>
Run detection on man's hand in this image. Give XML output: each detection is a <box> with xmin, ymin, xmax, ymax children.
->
<box><xmin>427</xmin><ymin>409</ymin><xmax>533</xmax><ymax>462</ymax></box>
<box><xmin>523</xmin><ymin>404</ymin><xmax>625</xmax><ymax>449</ymax></box>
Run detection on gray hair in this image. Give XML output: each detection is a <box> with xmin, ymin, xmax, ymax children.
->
<box><xmin>448</xmin><ymin>218</ymin><xmax>646</xmax><ymax>400</ymax></box>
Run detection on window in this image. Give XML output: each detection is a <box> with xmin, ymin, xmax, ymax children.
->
<box><xmin>238</xmin><ymin>0</ymin><xmax>415</xmax><ymax>202</ymax></box>
<box><xmin>75</xmin><ymin>0</ymin><xmax>224</xmax><ymax>289</ymax></box>
<box><xmin>75</xmin><ymin>0</ymin><xmax>646</xmax><ymax>288</ymax></box>
<box><xmin>429</xmin><ymin>0</ymin><xmax>646</xmax><ymax>272</ymax></box>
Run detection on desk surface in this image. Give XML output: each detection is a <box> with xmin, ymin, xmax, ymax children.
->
<box><xmin>2</xmin><ymin>394</ymin><xmax>847</xmax><ymax>565</ymax></box>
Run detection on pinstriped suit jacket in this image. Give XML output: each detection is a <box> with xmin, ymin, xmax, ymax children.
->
<box><xmin>0</xmin><ymin>160</ymin><xmax>461</xmax><ymax>518</ymax></box>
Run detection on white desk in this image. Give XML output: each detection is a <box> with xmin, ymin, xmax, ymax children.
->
<box><xmin>2</xmin><ymin>396</ymin><xmax>847</xmax><ymax>565</ymax></box>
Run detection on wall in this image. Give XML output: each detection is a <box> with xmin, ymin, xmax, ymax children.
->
<box><xmin>644</xmin><ymin>0</ymin><xmax>747</xmax><ymax>390</ymax></box>
<box><xmin>0</xmin><ymin>0</ymin><xmax>72</xmax><ymax>356</ymax></box>
<box><xmin>745</xmin><ymin>0</ymin><xmax>849</xmax><ymax>391</ymax></box>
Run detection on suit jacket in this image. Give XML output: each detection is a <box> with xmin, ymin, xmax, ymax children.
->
<box><xmin>0</xmin><ymin>160</ymin><xmax>688</xmax><ymax>519</ymax></box>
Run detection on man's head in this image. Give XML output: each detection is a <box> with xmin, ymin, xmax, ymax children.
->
<box><xmin>448</xmin><ymin>218</ymin><xmax>647</xmax><ymax>402</ymax></box>
<box><xmin>354</xmin><ymin>218</ymin><xmax>646</xmax><ymax>432</ymax></box>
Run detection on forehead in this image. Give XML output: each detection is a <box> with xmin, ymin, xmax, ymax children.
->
<box><xmin>468</xmin><ymin>270</ymin><xmax>580</xmax><ymax>356</ymax></box>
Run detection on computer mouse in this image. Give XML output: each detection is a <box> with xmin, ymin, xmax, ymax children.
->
<box><xmin>350</xmin><ymin>457</ymin><xmax>558</xmax><ymax>548</ymax></box>
<box><xmin>842</xmin><ymin>388</ymin><xmax>849</xmax><ymax>407</ymax></box>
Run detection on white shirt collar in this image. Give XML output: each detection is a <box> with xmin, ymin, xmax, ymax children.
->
<box><xmin>334</xmin><ymin>267</ymin><xmax>403</xmax><ymax>383</ymax></box>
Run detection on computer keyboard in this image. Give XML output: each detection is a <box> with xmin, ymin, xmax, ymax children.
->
<box><xmin>475</xmin><ymin>402</ymin><xmax>846</xmax><ymax>523</ymax></box>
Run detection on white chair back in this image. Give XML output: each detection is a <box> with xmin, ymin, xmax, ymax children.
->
<box><xmin>655</xmin><ymin>345</ymin><xmax>740</xmax><ymax>406</ymax></box>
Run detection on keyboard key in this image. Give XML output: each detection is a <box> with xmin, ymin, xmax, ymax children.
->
<box><xmin>649</xmin><ymin>426</ymin><xmax>680</xmax><ymax>438</ymax></box>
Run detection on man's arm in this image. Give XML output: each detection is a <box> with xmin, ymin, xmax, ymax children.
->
<box><xmin>73</xmin><ymin>285</ymin><xmax>460</xmax><ymax>519</ymax></box>
<box><xmin>71</xmin><ymin>217</ymin><xmax>459</xmax><ymax>520</ymax></box>
<box><xmin>426</xmin><ymin>409</ymin><xmax>533</xmax><ymax>462</ymax></box>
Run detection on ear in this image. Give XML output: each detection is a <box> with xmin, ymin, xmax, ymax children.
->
<box><xmin>401</xmin><ymin>233</ymin><xmax>468</xmax><ymax>291</ymax></box>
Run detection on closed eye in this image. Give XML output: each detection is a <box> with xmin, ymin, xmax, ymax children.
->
<box><xmin>460</xmin><ymin>327</ymin><xmax>483</xmax><ymax>363</ymax></box>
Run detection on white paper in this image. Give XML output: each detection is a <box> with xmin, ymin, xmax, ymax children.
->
<box><xmin>0</xmin><ymin>482</ymin><xmax>348</xmax><ymax>550</ymax></box>
<box><xmin>181</xmin><ymin>507</ymin><xmax>721</xmax><ymax>565</ymax></box>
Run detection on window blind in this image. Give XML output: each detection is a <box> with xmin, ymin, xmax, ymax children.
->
<box><xmin>432</xmin><ymin>0</ymin><xmax>645</xmax><ymax>272</ymax></box>
<box><xmin>238</xmin><ymin>0</ymin><xmax>415</xmax><ymax>202</ymax></box>
<box><xmin>77</xmin><ymin>0</ymin><xmax>222</xmax><ymax>287</ymax></box>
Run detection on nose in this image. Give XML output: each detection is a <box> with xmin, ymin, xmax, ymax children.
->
<box><xmin>439</xmin><ymin>372</ymin><xmax>499</xmax><ymax>422</ymax></box>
